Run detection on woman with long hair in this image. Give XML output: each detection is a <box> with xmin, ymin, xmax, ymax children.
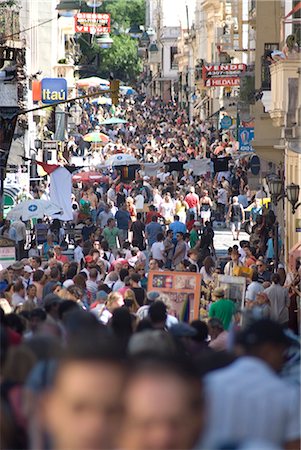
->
<box><xmin>200</xmin><ymin>256</ymin><xmax>215</xmax><ymax>285</ymax></box>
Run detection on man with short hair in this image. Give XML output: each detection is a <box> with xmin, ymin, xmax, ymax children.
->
<box><xmin>42</xmin><ymin>332</ymin><xmax>126</xmax><ymax>450</ymax></box>
<box><xmin>226</xmin><ymin>196</ymin><xmax>245</xmax><ymax>241</ymax></box>
<box><xmin>185</xmin><ymin>186</ymin><xmax>200</xmax><ymax>219</ymax></box>
<box><xmin>264</xmin><ymin>273</ymin><xmax>290</xmax><ymax>326</ymax></box>
<box><xmin>208</xmin><ymin>318</ymin><xmax>229</xmax><ymax>351</ymax></box>
<box><xmin>11</xmin><ymin>217</ymin><xmax>26</xmax><ymax>260</ymax></box>
<box><xmin>203</xmin><ymin>319</ymin><xmax>300</xmax><ymax>449</ymax></box>
<box><xmin>42</xmin><ymin>267</ymin><xmax>61</xmax><ymax>299</ymax></box>
<box><xmin>209</xmin><ymin>287</ymin><xmax>236</xmax><ymax>330</ymax></box>
<box><xmin>172</xmin><ymin>232</ymin><xmax>186</xmax><ymax>268</ymax></box>
<box><xmin>115</xmin><ymin>204</ymin><xmax>131</xmax><ymax>245</ymax></box>
<box><xmin>97</xmin><ymin>204</ymin><xmax>113</xmax><ymax>230</ymax></box>
<box><xmin>103</xmin><ymin>219</ymin><xmax>119</xmax><ymax>253</ymax></box>
<box><xmin>145</xmin><ymin>216</ymin><xmax>163</xmax><ymax>249</ymax></box>
<box><xmin>119</xmin><ymin>354</ymin><xmax>203</xmax><ymax>450</ymax></box>
<box><xmin>169</xmin><ymin>215</ymin><xmax>187</xmax><ymax>241</ymax></box>
<box><xmin>256</xmin><ymin>258</ymin><xmax>271</xmax><ymax>283</ymax></box>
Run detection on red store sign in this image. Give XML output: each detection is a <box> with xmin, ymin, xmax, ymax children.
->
<box><xmin>74</xmin><ymin>13</ymin><xmax>111</xmax><ymax>34</ymax></box>
<box><xmin>202</xmin><ymin>63</ymin><xmax>246</xmax><ymax>86</ymax></box>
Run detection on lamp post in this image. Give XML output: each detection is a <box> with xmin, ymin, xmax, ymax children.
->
<box><xmin>56</xmin><ymin>0</ymin><xmax>81</xmax><ymax>17</ymax></box>
<box><xmin>287</xmin><ymin>183</ymin><xmax>301</xmax><ymax>214</ymax></box>
<box><xmin>267</xmin><ymin>175</ymin><xmax>284</xmax><ymax>272</ymax></box>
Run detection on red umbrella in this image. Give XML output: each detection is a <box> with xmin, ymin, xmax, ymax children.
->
<box><xmin>72</xmin><ymin>171</ymin><xmax>109</xmax><ymax>183</ymax></box>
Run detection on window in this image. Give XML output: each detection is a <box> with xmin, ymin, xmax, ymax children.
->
<box><xmin>261</xmin><ymin>42</ymin><xmax>279</xmax><ymax>90</ymax></box>
<box><xmin>293</xmin><ymin>0</ymin><xmax>301</xmax><ymax>45</ymax></box>
<box><xmin>170</xmin><ymin>46</ymin><xmax>178</xmax><ymax>70</ymax></box>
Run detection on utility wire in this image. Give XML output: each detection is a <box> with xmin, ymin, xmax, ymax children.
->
<box><xmin>2</xmin><ymin>17</ymin><xmax>57</xmax><ymax>41</ymax></box>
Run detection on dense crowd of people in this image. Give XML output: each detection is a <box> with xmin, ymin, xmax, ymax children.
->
<box><xmin>0</xmin><ymin>97</ymin><xmax>300</xmax><ymax>450</ymax></box>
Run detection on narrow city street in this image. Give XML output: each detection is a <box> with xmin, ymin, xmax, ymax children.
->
<box><xmin>0</xmin><ymin>1</ymin><xmax>300</xmax><ymax>450</ymax></box>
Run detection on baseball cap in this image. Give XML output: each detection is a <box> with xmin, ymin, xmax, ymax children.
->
<box><xmin>24</xmin><ymin>265</ymin><xmax>33</xmax><ymax>274</ymax></box>
<box><xmin>238</xmin><ymin>319</ymin><xmax>291</xmax><ymax>348</ymax></box>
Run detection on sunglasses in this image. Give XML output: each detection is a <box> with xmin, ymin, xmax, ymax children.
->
<box><xmin>256</xmin><ymin>264</ymin><xmax>263</xmax><ymax>267</ymax></box>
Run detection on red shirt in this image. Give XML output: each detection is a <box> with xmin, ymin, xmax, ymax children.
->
<box><xmin>185</xmin><ymin>193</ymin><xmax>199</xmax><ymax>209</ymax></box>
<box><xmin>55</xmin><ymin>254</ymin><xmax>69</xmax><ymax>264</ymax></box>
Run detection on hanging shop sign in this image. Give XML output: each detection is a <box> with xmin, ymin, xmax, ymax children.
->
<box><xmin>220</xmin><ymin>115</ymin><xmax>233</xmax><ymax>129</ymax></box>
<box><xmin>203</xmin><ymin>63</ymin><xmax>247</xmax><ymax>87</ymax></box>
<box><xmin>238</xmin><ymin>127</ymin><xmax>254</xmax><ymax>152</ymax></box>
<box><xmin>32</xmin><ymin>78</ymin><xmax>68</xmax><ymax>104</ymax></box>
<box><xmin>74</xmin><ymin>13</ymin><xmax>111</xmax><ymax>34</ymax></box>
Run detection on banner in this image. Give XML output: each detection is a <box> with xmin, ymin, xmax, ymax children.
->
<box><xmin>74</xmin><ymin>13</ymin><xmax>110</xmax><ymax>34</ymax></box>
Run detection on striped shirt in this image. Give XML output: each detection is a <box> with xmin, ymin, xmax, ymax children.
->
<box><xmin>202</xmin><ymin>357</ymin><xmax>300</xmax><ymax>448</ymax></box>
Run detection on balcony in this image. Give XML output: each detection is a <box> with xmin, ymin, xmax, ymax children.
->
<box><xmin>269</xmin><ymin>57</ymin><xmax>300</xmax><ymax>128</ymax></box>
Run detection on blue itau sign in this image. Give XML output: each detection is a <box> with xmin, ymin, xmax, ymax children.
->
<box><xmin>220</xmin><ymin>115</ymin><xmax>233</xmax><ymax>129</ymax></box>
<box><xmin>238</xmin><ymin>127</ymin><xmax>254</xmax><ymax>152</ymax></box>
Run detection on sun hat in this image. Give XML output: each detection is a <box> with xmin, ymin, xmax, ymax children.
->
<box><xmin>212</xmin><ymin>287</ymin><xmax>225</xmax><ymax>298</ymax></box>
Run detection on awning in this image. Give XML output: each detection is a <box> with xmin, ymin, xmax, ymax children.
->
<box><xmin>284</xmin><ymin>1</ymin><xmax>301</xmax><ymax>19</ymax></box>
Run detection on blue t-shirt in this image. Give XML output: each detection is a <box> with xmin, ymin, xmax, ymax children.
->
<box><xmin>169</xmin><ymin>221</ymin><xmax>187</xmax><ymax>239</ymax></box>
<box><xmin>115</xmin><ymin>209</ymin><xmax>131</xmax><ymax>230</ymax></box>
<box><xmin>145</xmin><ymin>222</ymin><xmax>163</xmax><ymax>246</ymax></box>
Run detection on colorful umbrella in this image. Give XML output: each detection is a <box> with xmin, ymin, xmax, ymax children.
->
<box><xmin>83</xmin><ymin>132</ymin><xmax>109</xmax><ymax>143</ymax></box>
<box><xmin>72</xmin><ymin>171</ymin><xmax>109</xmax><ymax>184</ymax></box>
<box><xmin>100</xmin><ymin>117</ymin><xmax>128</xmax><ymax>125</ymax></box>
<box><xmin>92</xmin><ymin>96</ymin><xmax>112</xmax><ymax>105</ymax></box>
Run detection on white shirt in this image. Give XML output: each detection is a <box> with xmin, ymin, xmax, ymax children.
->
<box><xmin>245</xmin><ymin>281</ymin><xmax>264</xmax><ymax>301</ymax></box>
<box><xmin>97</xmin><ymin>210</ymin><xmax>113</xmax><ymax>228</ymax></box>
<box><xmin>135</xmin><ymin>194</ymin><xmax>145</xmax><ymax>210</ymax></box>
<box><xmin>160</xmin><ymin>202</ymin><xmax>174</xmax><ymax>221</ymax></box>
<box><xmin>153</xmin><ymin>193</ymin><xmax>163</xmax><ymax>209</ymax></box>
<box><xmin>217</xmin><ymin>188</ymin><xmax>228</xmax><ymax>205</ymax></box>
<box><xmin>200</xmin><ymin>266</ymin><xmax>214</xmax><ymax>284</ymax></box>
<box><xmin>151</xmin><ymin>241</ymin><xmax>165</xmax><ymax>261</ymax></box>
<box><xmin>203</xmin><ymin>357</ymin><xmax>300</xmax><ymax>448</ymax></box>
<box><xmin>11</xmin><ymin>220</ymin><xmax>26</xmax><ymax>241</ymax></box>
<box><xmin>74</xmin><ymin>245</ymin><xmax>84</xmax><ymax>264</ymax></box>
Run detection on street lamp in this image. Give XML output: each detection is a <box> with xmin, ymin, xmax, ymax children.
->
<box><xmin>268</xmin><ymin>177</ymin><xmax>283</xmax><ymax>205</ymax></box>
<box><xmin>86</xmin><ymin>0</ymin><xmax>102</xmax><ymax>6</ymax></box>
<box><xmin>96</xmin><ymin>33</ymin><xmax>113</xmax><ymax>49</ymax></box>
<box><xmin>129</xmin><ymin>23</ymin><xmax>142</xmax><ymax>39</ymax></box>
<box><xmin>140</xmin><ymin>31</ymin><xmax>150</xmax><ymax>47</ymax></box>
<box><xmin>287</xmin><ymin>183</ymin><xmax>301</xmax><ymax>214</ymax></box>
<box><xmin>56</xmin><ymin>0</ymin><xmax>81</xmax><ymax>17</ymax></box>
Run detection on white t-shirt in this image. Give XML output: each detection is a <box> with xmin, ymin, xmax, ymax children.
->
<box><xmin>160</xmin><ymin>202</ymin><xmax>174</xmax><ymax>221</ymax></box>
<box><xmin>245</xmin><ymin>281</ymin><xmax>264</xmax><ymax>301</ymax></box>
<box><xmin>200</xmin><ymin>266</ymin><xmax>214</xmax><ymax>283</ymax></box>
<box><xmin>135</xmin><ymin>194</ymin><xmax>145</xmax><ymax>210</ymax></box>
<box><xmin>217</xmin><ymin>188</ymin><xmax>228</xmax><ymax>205</ymax></box>
<box><xmin>151</xmin><ymin>241</ymin><xmax>165</xmax><ymax>261</ymax></box>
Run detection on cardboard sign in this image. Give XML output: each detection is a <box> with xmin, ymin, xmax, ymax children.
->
<box><xmin>147</xmin><ymin>271</ymin><xmax>202</xmax><ymax>321</ymax></box>
<box><xmin>0</xmin><ymin>237</ymin><xmax>16</xmax><ymax>269</ymax></box>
